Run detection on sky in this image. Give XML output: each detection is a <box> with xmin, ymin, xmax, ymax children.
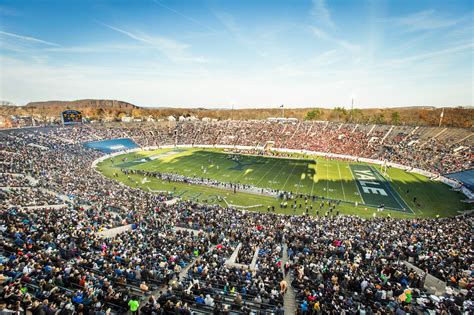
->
<box><xmin>0</xmin><ymin>0</ymin><xmax>472</xmax><ymax>108</ymax></box>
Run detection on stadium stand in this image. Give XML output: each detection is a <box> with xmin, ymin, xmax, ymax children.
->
<box><xmin>83</xmin><ymin>139</ymin><xmax>139</xmax><ymax>154</ymax></box>
<box><xmin>446</xmin><ymin>169</ymin><xmax>474</xmax><ymax>192</ymax></box>
<box><xmin>0</xmin><ymin>122</ymin><xmax>472</xmax><ymax>314</ymax></box>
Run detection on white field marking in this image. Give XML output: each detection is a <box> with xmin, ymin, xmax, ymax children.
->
<box><xmin>295</xmin><ymin>161</ymin><xmax>310</xmax><ymax>195</ymax></box>
<box><xmin>370</xmin><ymin>166</ymin><xmax>414</xmax><ymax>214</ymax></box>
<box><xmin>184</xmin><ymin>152</ymin><xmax>213</xmax><ymax>173</ymax></box>
<box><xmin>336</xmin><ymin>160</ymin><xmax>347</xmax><ymax>200</ymax></box>
<box><xmin>268</xmin><ymin>159</ymin><xmax>287</xmax><ymax>187</ymax></box>
<box><xmin>392</xmin><ymin>172</ymin><xmax>423</xmax><ymax>214</ymax></box>
<box><xmin>348</xmin><ymin>166</ymin><xmax>365</xmax><ymax>204</ymax></box>
<box><xmin>326</xmin><ymin>161</ymin><xmax>329</xmax><ymax>198</ymax></box>
<box><xmin>167</xmin><ymin>151</ymin><xmax>210</xmax><ymax>174</ymax></box>
<box><xmin>311</xmin><ymin>159</ymin><xmax>317</xmax><ymax>196</ymax></box>
<box><xmin>231</xmin><ymin>161</ymin><xmax>255</xmax><ymax>182</ymax></box>
<box><xmin>370</xmin><ymin>166</ymin><xmax>404</xmax><ymax>209</ymax></box>
<box><xmin>282</xmin><ymin>161</ymin><xmax>298</xmax><ymax>191</ymax></box>
<box><xmin>255</xmin><ymin>158</ymin><xmax>281</xmax><ymax>186</ymax></box>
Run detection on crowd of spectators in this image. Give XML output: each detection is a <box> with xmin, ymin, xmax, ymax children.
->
<box><xmin>174</xmin><ymin>121</ymin><xmax>472</xmax><ymax>175</ymax></box>
<box><xmin>124</xmin><ymin>169</ymin><xmax>278</xmax><ymax>198</ymax></box>
<box><xmin>0</xmin><ymin>123</ymin><xmax>472</xmax><ymax>314</ymax></box>
<box><xmin>34</xmin><ymin>120</ymin><xmax>471</xmax><ymax>175</ymax></box>
<box><xmin>284</xmin><ymin>215</ymin><xmax>473</xmax><ymax>313</ymax></box>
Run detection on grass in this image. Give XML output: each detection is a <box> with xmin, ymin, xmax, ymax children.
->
<box><xmin>96</xmin><ymin>148</ymin><xmax>470</xmax><ymax>219</ymax></box>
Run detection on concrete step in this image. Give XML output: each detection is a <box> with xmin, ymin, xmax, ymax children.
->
<box><xmin>282</xmin><ymin>241</ymin><xmax>297</xmax><ymax>314</ymax></box>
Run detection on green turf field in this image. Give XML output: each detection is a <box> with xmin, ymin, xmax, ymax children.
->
<box><xmin>97</xmin><ymin>148</ymin><xmax>470</xmax><ymax>218</ymax></box>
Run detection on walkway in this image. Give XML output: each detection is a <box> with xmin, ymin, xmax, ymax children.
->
<box><xmin>96</xmin><ymin>224</ymin><xmax>133</xmax><ymax>238</ymax></box>
<box><xmin>9</xmin><ymin>204</ymin><xmax>69</xmax><ymax>210</ymax></box>
<box><xmin>144</xmin><ymin>245</ymin><xmax>216</xmax><ymax>308</ymax></box>
<box><xmin>281</xmin><ymin>242</ymin><xmax>296</xmax><ymax>314</ymax></box>
<box><xmin>403</xmin><ymin>261</ymin><xmax>446</xmax><ymax>295</ymax></box>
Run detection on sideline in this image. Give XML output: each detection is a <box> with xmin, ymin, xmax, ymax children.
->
<box><xmin>91</xmin><ymin>144</ymin><xmax>473</xmax><ymax>215</ymax></box>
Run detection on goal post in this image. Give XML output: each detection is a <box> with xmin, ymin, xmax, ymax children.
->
<box><xmin>263</xmin><ymin>141</ymin><xmax>275</xmax><ymax>151</ymax></box>
<box><xmin>380</xmin><ymin>161</ymin><xmax>388</xmax><ymax>176</ymax></box>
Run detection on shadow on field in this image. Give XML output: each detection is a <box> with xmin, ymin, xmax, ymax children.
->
<box><xmin>126</xmin><ymin>150</ymin><xmax>470</xmax><ymax>216</ymax></box>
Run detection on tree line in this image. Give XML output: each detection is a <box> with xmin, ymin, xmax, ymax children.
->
<box><xmin>0</xmin><ymin>102</ymin><xmax>472</xmax><ymax>128</ymax></box>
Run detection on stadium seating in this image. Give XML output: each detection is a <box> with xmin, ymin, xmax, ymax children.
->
<box><xmin>0</xmin><ymin>123</ymin><xmax>472</xmax><ymax>314</ymax></box>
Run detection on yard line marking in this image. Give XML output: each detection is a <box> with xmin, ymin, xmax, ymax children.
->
<box><xmin>336</xmin><ymin>160</ymin><xmax>347</xmax><ymax>200</ymax></box>
<box><xmin>370</xmin><ymin>166</ymin><xmax>414</xmax><ymax>214</ymax></box>
<box><xmin>269</xmin><ymin>159</ymin><xmax>287</xmax><ymax>187</ymax></box>
<box><xmin>151</xmin><ymin>151</ymin><xmax>213</xmax><ymax>178</ymax></box>
<box><xmin>348</xmin><ymin>164</ymin><xmax>365</xmax><ymax>203</ymax></box>
<box><xmin>295</xmin><ymin>162</ymin><xmax>307</xmax><ymax>195</ymax></box>
<box><xmin>202</xmin><ymin>152</ymin><xmax>228</xmax><ymax>176</ymax></box>
<box><xmin>230</xmin><ymin>155</ymin><xmax>259</xmax><ymax>183</ymax></box>
<box><xmin>326</xmin><ymin>160</ymin><xmax>329</xmax><ymax>198</ymax></box>
<box><xmin>169</xmin><ymin>151</ymin><xmax>210</xmax><ymax>175</ymax></box>
<box><xmin>282</xmin><ymin>160</ymin><xmax>298</xmax><ymax>191</ymax></box>
<box><xmin>255</xmin><ymin>158</ymin><xmax>281</xmax><ymax>187</ymax></box>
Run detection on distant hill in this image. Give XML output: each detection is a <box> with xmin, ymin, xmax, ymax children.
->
<box><xmin>0</xmin><ymin>99</ymin><xmax>472</xmax><ymax>128</ymax></box>
<box><xmin>26</xmin><ymin>99</ymin><xmax>138</xmax><ymax>110</ymax></box>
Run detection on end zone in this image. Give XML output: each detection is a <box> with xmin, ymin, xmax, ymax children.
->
<box><xmin>350</xmin><ymin>164</ymin><xmax>413</xmax><ymax>213</ymax></box>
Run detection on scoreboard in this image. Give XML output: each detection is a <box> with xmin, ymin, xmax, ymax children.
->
<box><xmin>61</xmin><ymin>110</ymin><xmax>82</xmax><ymax>125</ymax></box>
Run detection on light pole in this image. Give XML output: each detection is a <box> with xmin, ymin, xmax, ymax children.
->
<box><xmin>350</xmin><ymin>95</ymin><xmax>356</xmax><ymax>123</ymax></box>
<box><xmin>351</xmin><ymin>97</ymin><xmax>354</xmax><ymax>122</ymax></box>
<box><xmin>438</xmin><ymin>108</ymin><xmax>444</xmax><ymax>127</ymax></box>
<box><xmin>281</xmin><ymin>104</ymin><xmax>284</xmax><ymax>118</ymax></box>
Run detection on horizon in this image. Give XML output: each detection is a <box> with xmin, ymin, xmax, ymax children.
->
<box><xmin>0</xmin><ymin>0</ymin><xmax>473</xmax><ymax>108</ymax></box>
<box><xmin>8</xmin><ymin>100</ymin><xmax>474</xmax><ymax>110</ymax></box>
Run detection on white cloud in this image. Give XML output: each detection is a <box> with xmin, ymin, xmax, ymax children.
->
<box><xmin>41</xmin><ymin>44</ymin><xmax>143</xmax><ymax>53</ymax></box>
<box><xmin>153</xmin><ymin>0</ymin><xmax>218</xmax><ymax>33</ymax></box>
<box><xmin>0</xmin><ymin>55</ymin><xmax>211</xmax><ymax>105</ymax></box>
<box><xmin>103</xmin><ymin>24</ymin><xmax>210</xmax><ymax>64</ymax></box>
<box><xmin>1</xmin><ymin>53</ymin><xmax>471</xmax><ymax>108</ymax></box>
<box><xmin>213</xmin><ymin>11</ymin><xmax>249</xmax><ymax>45</ymax></box>
<box><xmin>213</xmin><ymin>11</ymin><xmax>280</xmax><ymax>59</ymax></box>
<box><xmin>310</xmin><ymin>27</ymin><xmax>360</xmax><ymax>52</ymax></box>
<box><xmin>384</xmin><ymin>41</ymin><xmax>474</xmax><ymax>66</ymax></box>
<box><xmin>0</xmin><ymin>30</ymin><xmax>60</xmax><ymax>46</ymax></box>
<box><xmin>311</xmin><ymin>0</ymin><xmax>334</xmax><ymax>27</ymax></box>
<box><xmin>390</xmin><ymin>10</ymin><xmax>459</xmax><ymax>32</ymax></box>
<box><xmin>273</xmin><ymin>49</ymin><xmax>343</xmax><ymax>78</ymax></box>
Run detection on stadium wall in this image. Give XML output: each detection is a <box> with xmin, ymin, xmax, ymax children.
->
<box><xmin>91</xmin><ymin>144</ymin><xmax>474</xmax><ymax>200</ymax></box>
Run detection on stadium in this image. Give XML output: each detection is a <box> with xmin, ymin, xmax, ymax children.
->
<box><xmin>1</xmin><ymin>0</ymin><xmax>473</xmax><ymax>314</ymax></box>
<box><xmin>1</xmin><ymin>119</ymin><xmax>472</xmax><ymax>314</ymax></box>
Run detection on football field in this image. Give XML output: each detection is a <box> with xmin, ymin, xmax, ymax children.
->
<box><xmin>97</xmin><ymin>148</ymin><xmax>469</xmax><ymax>218</ymax></box>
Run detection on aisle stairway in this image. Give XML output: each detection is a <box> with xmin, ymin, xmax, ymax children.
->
<box><xmin>282</xmin><ymin>242</ymin><xmax>297</xmax><ymax>314</ymax></box>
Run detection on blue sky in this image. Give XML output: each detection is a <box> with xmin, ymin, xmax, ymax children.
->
<box><xmin>0</xmin><ymin>0</ymin><xmax>472</xmax><ymax>108</ymax></box>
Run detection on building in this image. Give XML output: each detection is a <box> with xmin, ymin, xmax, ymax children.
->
<box><xmin>0</xmin><ymin>115</ymin><xmax>13</xmax><ymax>128</ymax></box>
<box><xmin>267</xmin><ymin>117</ymin><xmax>298</xmax><ymax>123</ymax></box>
